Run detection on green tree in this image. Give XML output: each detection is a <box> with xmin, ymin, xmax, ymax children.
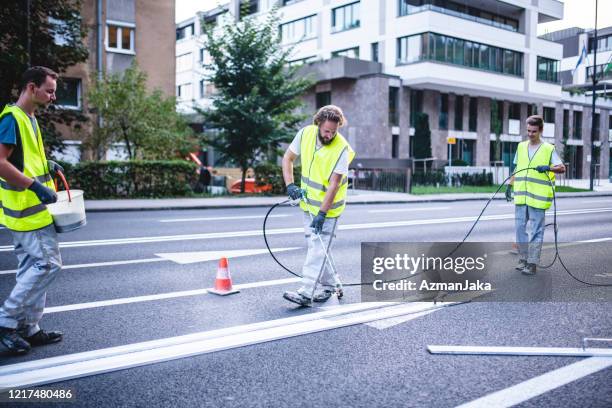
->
<box><xmin>413</xmin><ymin>113</ymin><xmax>432</xmax><ymax>159</ymax></box>
<box><xmin>198</xmin><ymin>6</ymin><xmax>313</xmax><ymax>192</ymax></box>
<box><xmin>0</xmin><ymin>0</ymin><xmax>89</xmax><ymax>154</ymax></box>
<box><xmin>88</xmin><ymin>64</ymin><xmax>194</xmax><ymax>160</ymax></box>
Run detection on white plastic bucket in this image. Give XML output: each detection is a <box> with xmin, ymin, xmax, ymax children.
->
<box><xmin>47</xmin><ymin>190</ymin><xmax>87</xmax><ymax>233</ymax></box>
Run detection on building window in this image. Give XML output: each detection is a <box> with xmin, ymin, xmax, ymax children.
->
<box><xmin>316</xmin><ymin>91</ymin><xmax>331</xmax><ymax>108</ymax></box>
<box><xmin>332</xmin><ymin>1</ymin><xmax>360</xmax><ymax>33</ymax></box>
<box><xmin>398</xmin><ymin>0</ymin><xmax>519</xmax><ymax>33</ymax></box>
<box><xmin>389</xmin><ymin>87</ymin><xmax>399</xmax><ymax>126</ymax></box>
<box><xmin>454</xmin><ymin>96</ymin><xmax>463</xmax><ymax>130</ymax></box>
<box><xmin>397</xmin><ymin>32</ymin><xmax>523</xmax><ymax>77</ymax></box>
<box><xmin>55</xmin><ymin>78</ymin><xmax>81</xmax><ymax>109</ymax></box>
<box><xmin>543</xmin><ymin>107</ymin><xmax>555</xmax><ymax>123</ymax></box>
<box><xmin>588</xmin><ymin>34</ymin><xmax>612</xmax><ymax>53</ymax></box>
<box><xmin>177</xmin><ymin>83</ymin><xmax>192</xmax><ymax>100</ymax></box>
<box><xmin>409</xmin><ymin>89</ymin><xmax>423</xmax><ymax>127</ymax></box>
<box><xmin>332</xmin><ymin>46</ymin><xmax>359</xmax><ymax>58</ymax></box>
<box><xmin>438</xmin><ymin>93</ymin><xmax>448</xmax><ymax>130</ymax></box>
<box><xmin>527</xmin><ymin>104</ymin><xmax>537</xmax><ymax>117</ymax></box>
<box><xmin>563</xmin><ymin>109</ymin><xmax>569</xmax><ymax>139</ymax></box>
<box><xmin>593</xmin><ymin>113</ymin><xmax>600</xmax><ymax>140</ymax></box>
<box><xmin>176</xmin><ymin>23</ymin><xmax>194</xmax><ymax>41</ymax></box>
<box><xmin>392</xmin><ymin>134</ymin><xmax>399</xmax><ymax>158</ymax></box>
<box><xmin>107</xmin><ymin>22</ymin><xmax>135</xmax><ymax>53</ymax></box>
<box><xmin>468</xmin><ymin>97</ymin><xmax>478</xmax><ymax>132</ymax></box>
<box><xmin>280</xmin><ymin>15</ymin><xmax>317</xmax><ymax>44</ymax></box>
<box><xmin>509</xmin><ymin>103</ymin><xmax>521</xmax><ymax>120</ymax></box>
<box><xmin>537</xmin><ymin>57</ymin><xmax>559</xmax><ymax>83</ymax></box>
<box><xmin>176</xmin><ymin>53</ymin><xmax>193</xmax><ymax>72</ymax></box>
<box><xmin>288</xmin><ymin>56</ymin><xmax>317</xmax><ymax>66</ymax></box>
<box><xmin>371</xmin><ymin>42</ymin><xmax>379</xmax><ymax>62</ymax></box>
<box><xmin>586</xmin><ymin>63</ymin><xmax>612</xmax><ymax>81</ymax></box>
<box><xmin>573</xmin><ymin>111</ymin><xmax>582</xmax><ymax>139</ymax></box>
<box><xmin>199</xmin><ymin>80</ymin><xmax>206</xmax><ymax>98</ymax></box>
<box><xmin>240</xmin><ymin>0</ymin><xmax>258</xmax><ymax>18</ymax></box>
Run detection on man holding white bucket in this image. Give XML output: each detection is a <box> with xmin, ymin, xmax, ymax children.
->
<box><xmin>0</xmin><ymin>66</ymin><xmax>64</xmax><ymax>355</ymax></box>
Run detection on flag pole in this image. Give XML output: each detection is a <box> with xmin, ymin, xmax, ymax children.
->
<box><xmin>589</xmin><ymin>0</ymin><xmax>598</xmax><ymax>191</ymax></box>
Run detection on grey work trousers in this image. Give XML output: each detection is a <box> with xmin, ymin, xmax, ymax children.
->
<box><xmin>0</xmin><ymin>224</ymin><xmax>62</xmax><ymax>336</ymax></box>
<box><xmin>515</xmin><ymin>204</ymin><xmax>546</xmax><ymax>265</ymax></box>
<box><xmin>297</xmin><ymin>212</ymin><xmax>341</xmax><ymax>299</ymax></box>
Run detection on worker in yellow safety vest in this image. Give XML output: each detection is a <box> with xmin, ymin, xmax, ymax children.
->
<box><xmin>505</xmin><ymin>115</ymin><xmax>566</xmax><ymax>275</ymax></box>
<box><xmin>0</xmin><ymin>67</ymin><xmax>64</xmax><ymax>355</ymax></box>
<box><xmin>281</xmin><ymin>105</ymin><xmax>355</xmax><ymax>306</ymax></box>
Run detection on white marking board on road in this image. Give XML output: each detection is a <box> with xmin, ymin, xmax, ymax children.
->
<box><xmin>159</xmin><ymin>214</ymin><xmax>290</xmax><ymax>223</ymax></box>
<box><xmin>154</xmin><ymin>247</ymin><xmax>299</xmax><ymax>264</ymax></box>
<box><xmin>455</xmin><ymin>357</ymin><xmax>612</xmax><ymax>408</ymax></box>
<box><xmin>427</xmin><ymin>344</ymin><xmax>612</xmax><ymax>357</ymax></box>
<box><xmin>0</xmin><ymin>301</ymin><xmax>456</xmax><ymax>391</ymax></box>
<box><xmin>365</xmin><ymin>308</ymin><xmax>439</xmax><ymax>330</ymax></box>
<box><xmin>367</xmin><ymin>206</ymin><xmax>450</xmax><ymax>213</ymax></box>
<box><xmin>1</xmin><ymin>207</ymin><xmax>610</xmax><ymax>252</ymax></box>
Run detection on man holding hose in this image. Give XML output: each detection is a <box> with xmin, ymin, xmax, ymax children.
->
<box><xmin>0</xmin><ymin>66</ymin><xmax>64</xmax><ymax>355</ymax></box>
<box><xmin>506</xmin><ymin>115</ymin><xmax>565</xmax><ymax>275</ymax></box>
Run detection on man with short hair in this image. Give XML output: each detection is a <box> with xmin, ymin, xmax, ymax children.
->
<box><xmin>0</xmin><ymin>66</ymin><xmax>64</xmax><ymax>355</ymax></box>
<box><xmin>282</xmin><ymin>105</ymin><xmax>355</xmax><ymax>306</ymax></box>
<box><xmin>506</xmin><ymin>115</ymin><xmax>565</xmax><ymax>275</ymax></box>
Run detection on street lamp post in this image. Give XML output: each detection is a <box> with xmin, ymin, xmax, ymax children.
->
<box><xmin>589</xmin><ymin>0</ymin><xmax>598</xmax><ymax>191</ymax></box>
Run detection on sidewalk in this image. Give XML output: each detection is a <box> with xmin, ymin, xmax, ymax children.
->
<box><xmin>85</xmin><ymin>180</ymin><xmax>612</xmax><ymax>212</ymax></box>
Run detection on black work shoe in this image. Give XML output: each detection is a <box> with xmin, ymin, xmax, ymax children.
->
<box><xmin>521</xmin><ymin>263</ymin><xmax>537</xmax><ymax>276</ymax></box>
<box><xmin>312</xmin><ymin>290</ymin><xmax>333</xmax><ymax>303</ymax></box>
<box><xmin>283</xmin><ymin>291</ymin><xmax>311</xmax><ymax>306</ymax></box>
<box><xmin>0</xmin><ymin>327</ymin><xmax>31</xmax><ymax>355</ymax></box>
<box><xmin>515</xmin><ymin>259</ymin><xmax>527</xmax><ymax>271</ymax></box>
<box><xmin>23</xmin><ymin>330</ymin><xmax>63</xmax><ymax>346</ymax></box>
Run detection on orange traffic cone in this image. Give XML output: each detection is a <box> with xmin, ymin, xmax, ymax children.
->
<box><xmin>208</xmin><ymin>257</ymin><xmax>240</xmax><ymax>296</ymax></box>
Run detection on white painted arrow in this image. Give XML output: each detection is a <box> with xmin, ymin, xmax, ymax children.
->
<box><xmin>154</xmin><ymin>247</ymin><xmax>301</xmax><ymax>264</ymax></box>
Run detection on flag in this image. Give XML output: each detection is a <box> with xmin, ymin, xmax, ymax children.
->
<box><xmin>572</xmin><ymin>43</ymin><xmax>588</xmax><ymax>76</ymax></box>
<box><xmin>604</xmin><ymin>53</ymin><xmax>612</xmax><ymax>75</ymax></box>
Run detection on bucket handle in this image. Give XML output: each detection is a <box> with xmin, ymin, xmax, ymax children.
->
<box><xmin>54</xmin><ymin>170</ymin><xmax>72</xmax><ymax>203</ymax></box>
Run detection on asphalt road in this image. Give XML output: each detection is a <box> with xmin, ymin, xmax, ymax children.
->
<box><xmin>0</xmin><ymin>196</ymin><xmax>610</xmax><ymax>407</ymax></box>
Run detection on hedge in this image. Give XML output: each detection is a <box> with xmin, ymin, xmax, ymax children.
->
<box><xmin>57</xmin><ymin>161</ymin><xmax>198</xmax><ymax>199</ymax></box>
<box><xmin>413</xmin><ymin>170</ymin><xmax>493</xmax><ymax>186</ymax></box>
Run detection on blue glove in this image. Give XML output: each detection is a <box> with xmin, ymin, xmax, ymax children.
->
<box><xmin>47</xmin><ymin>160</ymin><xmax>64</xmax><ymax>176</ymax></box>
<box><xmin>286</xmin><ymin>183</ymin><xmax>303</xmax><ymax>200</ymax></box>
<box><xmin>28</xmin><ymin>180</ymin><xmax>57</xmax><ymax>204</ymax></box>
<box><xmin>535</xmin><ymin>165</ymin><xmax>551</xmax><ymax>173</ymax></box>
<box><xmin>505</xmin><ymin>184</ymin><xmax>512</xmax><ymax>202</ymax></box>
<box><xmin>310</xmin><ymin>210</ymin><xmax>327</xmax><ymax>234</ymax></box>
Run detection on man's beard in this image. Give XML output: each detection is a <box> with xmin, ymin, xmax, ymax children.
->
<box><xmin>318</xmin><ymin>130</ymin><xmax>334</xmax><ymax>145</ymax></box>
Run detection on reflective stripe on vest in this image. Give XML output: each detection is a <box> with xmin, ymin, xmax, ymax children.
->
<box><xmin>0</xmin><ymin>105</ymin><xmax>54</xmax><ymax>231</ymax></box>
<box><xmin>298</xmin><ymin>125</ymin><xmax>355</xmax><ymax>218</ymax></box>
<box><xmin>514</xmin><ymin>141</ymin><xmax>555</xmax><ymax>210</ymax></box>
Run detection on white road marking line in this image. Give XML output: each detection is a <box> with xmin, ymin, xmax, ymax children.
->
<box><xmin>365</xmin><ymin>308</ymin><xmax>439</xmax><ymax>330</ymax></box>
<box><xmin>427</xmin><ymin>345</ymin><xmax>612</xmax><ymax>357</ymax></box>
<box><xmin>367</xmin><ymin>206</ymin><xmax>450</xmax><ymax>213</ymax></box>
<box><xmin>581</xmin><ymin>199</ymin><xmax>612</xmax><ymax>204</ymax></box>
<box><xmin>0</xmin><ymin>247</ymin><xmax>301</xmax><ymax>275</ymax></box>
<box><xmin>455</xmin><ymin>357</ymin><xmax>612</xmax><ymax>408</ymax></box>
<box><xmin>1</xmin><ymin>207</ymin><xmax>610</xmax><ymax>252</ymax></box>
<box><xmin>44</xmin><ymin>277</ymin><xmax>301</xmax><ymax>314</ymax></box>
<box><xmin>0</xmin><ymin>302</ymin><xmax>455</xmax><ymax>391</ymax></box>
<box><xmin>159</xmin><ymin>214</ymin><xmax>290</xmax><ymax>223</ymax></box>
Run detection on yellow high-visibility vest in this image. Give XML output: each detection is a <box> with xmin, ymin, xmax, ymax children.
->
<box><xmin>514</xmin><ymin>140</ymin><xmax>555</xmax><ymax>210</ymax></box>
<box><xmin>299</xmin><ymin>125</ymin><xmax>355</xmax><ymax>218</ymax></box>
<box><xmin>0</xmin><ymin>105</ymin><xmax>54</xmax><ymax>231</ymax></box>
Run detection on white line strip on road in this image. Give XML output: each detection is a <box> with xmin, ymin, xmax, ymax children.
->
<box><xmin>427</xmin><ymin>345</ymin><xmax>612</xmax><ymax>357</ymax></box>
<box><xmin>367</xmin><ymin>206</ymin><xmax>450</xmax><ymax>213</ymax></box>
<box><xmin>44</xmin><ymin>277</ymin><xmax>301</xmax><ymax>314</ymax></box>
<box><xmin>455</xmin><ymin>357</ymin><xmax>612</xmax><ymax>408</ymax></box>
<box><xmin>0</xmin><ymin>301</ymin><xmax>455</xmax><ymax>391</ymax></box>
<box><xmin>2</xmin><ymin>207</ymin><xmax>611</xmax><ymax>252</ymax></box>
<box><xmin>365</xmin><ymin>308</ymin><xmax>439</xmax><ymax>330</ymax></box>
<box><xmin>0</xmin><ymin>258</ymin><xmax>166</xmax><ymax>276</ymax></box>
<box><xmin>581</xmin><ymin>199</ymin><xmax>612</xmax><ymax>204</ymax></box>
<box><xmin>159</xmin><ymin>214</ymin><xmax>290</xmax><ymax>223</ymax></box>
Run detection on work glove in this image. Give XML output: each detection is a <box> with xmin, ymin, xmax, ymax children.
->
<box><xmin>310</xmin><ymin>210</ymin><xmax>327</xmax><ymax>235</ymax></box>
<box><xmin>47</xmin><ymin>160</ymin><xmax>64</xmax><ymax>176</ymax></box>
<box><xmin>28</xmin><ymin>179</ymin><xmax>57</xmax><ymax>204</ymax></box>
<box><xmin>535</xmin><ymin>165</ymin><xmax>551</xmax><ymax>173</ymax></box>
<box><xmin>505</xmin><ymin>184</ymin><xmax>512</xmax><ymax>202</ymax></box>
<box><xmin>286</xmin><ymin>183</ymin><xmax>303</xmax><ymax>200</ymax></box>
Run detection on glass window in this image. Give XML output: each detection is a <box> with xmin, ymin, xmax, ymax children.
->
<box><xmin>469</xmin><ymin>97</ymin><xmax>478</xmax><ymax>132</ymax></box>
<box><xmin>332</xmin><ymin>2</ymin><xmax>360</xmax><ymax>32</ymax></box>
<box><xmin>55</xmin><ymin>78</ymin><xmax>81</xmax><ymax>109</ymax></box>
<box><xmin>479</xmin><ymin>44</ymin><xmax>489</xmax><ymax>70</ymax></box>
<box><xmin>563</xmin><ymin>110</ymin><xmax>569</xmax><ymax>139</ymax></box>
<box><xmin>392</xmin><ymin>134</ymin><xmax>399</xmax><ymax>158</ymax></box>
<box><xmin>316</xmin><ymin>91</ymin><xmax>331</xmax><ymax>108</ymax></box>
<box><xmin>176</xmin><ymin>53</ymin><xmax>193</xmax><ymax>72</ymax></box>
<box><xmin>453</xmin><ymin>38</ymin><xmax>464</xmax><ymax>65</ymax></box>
<box><xmin>543</xmin><ymin>107</ymin><xmax>555</xmax><ymax>123</ymax></box>
<box><xmin>454</xmin><ymin>96</ymin><xmax>463</xmax><ymax>130</ymax></box>
<box><xmin>594</xmin><ymin>113</ymin><xmax>600</xmax><ymax>139</ymax></box>
<box><xmin>410</xmin><ymin>89</ymin><xmax>423</xmax><ymax>127</ymax></box>
<box><xmin>108</xmin><ymin>26</ymin><xmax>118</xmax><ymax>48</ymax></box>
<box><xmin>438</xmin><ymin>93</ymin><xmax>448</xmax><ymax>130</ymax></box>
<box><xmin>536</xmin><ymin>56</ymin><xmax>558</xmax><ymax>83</ymax></box>
<box><xmin>573</xmin><ymin>111</ymin><xmax>582</xmax><ymax>139</ymax></box>
<box><xmin>464</xmin><ymin>41</ymin><xmax>473</xmax><ymax>67</ymax></box>
<box><xmin>280</xmin><ymin>15</ymin><xmax>317</xmax><ymax>44</ymax></box>
<box><xmin>509</xmin><ymin>103</ymin><xmax>521</xmax><ymax>120</ymax></box>
<box><xmin>371</xmin><ymin>42</ymin><xmax>379</xmax><ymax>62</ymax></box>
<box><xmin>389</xmin><ymin>87</ymin><xmax>399</xmax><ymax>126</ymax></box>
<box><xmin>435</xmin><ymin>34</ymin><xmax>446</xmax><ymax>61</ymax></box>
<box><xmin>332</xmin><ymin>46</ymin><xmax>359</xmax><ymax>58</ymax></box>
<box><xmin>107</xmin><ymin>24</ymin><xmax>134</xmax><ymax>52</ymax></box>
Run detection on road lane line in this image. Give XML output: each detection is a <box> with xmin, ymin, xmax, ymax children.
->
<box><xmin>367</xmin><ymin>206</ymin><xmax>450</xmax><ymax>213</ymax></box>
<box><xmin>0</xmin><ymin>258</ymin><xmax>166</xmax><ymax>276</ymax></box>
<box><xmin>456</xmin><ymin>357</ymin><xmax>612</xmax><ymax>408</ymax></box>
<box><xmin>159</xmin><ymin>214</ymin><xmax>290</xmax><ymax>222</ymax></box>
<box><xmin>1</xmin><ymin>207</ymin><xmax>610</xmax><ymax>252</ymax></box>
<box><xmin>44</xmin><ymin>278</ymin><xmax>301</xmax><ymax>313</ymax></box>
<box><xmin>365</xmin><ymin>308</ymin><xmax>439</xmax><ymax>329</ymax></box>
<box><xmin>0</xmin><ymin>302</ymin><xmax>455</xmax><ymax>390</ymax></box>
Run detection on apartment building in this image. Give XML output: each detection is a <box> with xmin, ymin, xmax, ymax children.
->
<box><xmin>178</xmin><ymin>0</ymin><xmax>610</xmax><ymax>179</ymax></box>
<box><xmin>55</xmin><ymin>0</ymin><xmax>175</xmax><ymax>161</ymax></box>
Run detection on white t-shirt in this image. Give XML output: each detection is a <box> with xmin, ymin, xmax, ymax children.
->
<box><xmin>513</xmin><ymin>142</ymin><xmax>562</xmax><ymax>166</ymax></box>
<box><xmin>288</xmin><ymin>127</ymin><xmax>349</xmax><ymax>175</ymax></box>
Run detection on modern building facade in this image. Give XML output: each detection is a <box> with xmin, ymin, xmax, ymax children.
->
<box><xmin>55</xmin><ymin>0</ymin><xmax>176</xmax><ymax>162</ymax></box>
<box><xmin>178</xmin><ymin>0</ymin><xmax>611</xmax><ymax>179</ymax></box>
